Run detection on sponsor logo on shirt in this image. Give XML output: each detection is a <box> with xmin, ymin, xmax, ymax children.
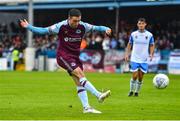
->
<box><xmin>64</xmin><ymin>37</ymin><xmax>82</xmax><ymax>42</ymax></box>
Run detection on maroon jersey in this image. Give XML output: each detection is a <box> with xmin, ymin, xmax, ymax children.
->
<box><xmin>48</xmin><ymin>20</ymin><xmax>93</xmax><ymax>73</ymax></box>
<box><xmin>57</xmin><ymin>22</ymin><xmax>85</xmax><ymax>58</ymax></box>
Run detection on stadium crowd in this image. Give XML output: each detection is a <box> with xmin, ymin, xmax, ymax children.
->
<box><xmin>0</xmin><ymin>19</ymin><xmax>180</xmax><ymax>59</ymax></box>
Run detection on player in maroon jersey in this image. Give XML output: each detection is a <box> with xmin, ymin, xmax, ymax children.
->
<box><xmin>20</xmin><ymin>9</ymin><xmax>111</xmax><ymax>113</ymax></box>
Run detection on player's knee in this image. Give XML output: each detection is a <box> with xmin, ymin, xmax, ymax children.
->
<box><xmin>138</xmin><ymin>74</ymin><xmax>144</xmax><ymax>81</ymax></box>
<box><xmin>72</xmin><ymin>67</ymin><xmax>85</xmax><ymax>80</ymax></box>
<box><xmin>132</xmin><ymin>77</ymin><xmax>137</xmax><ymax>80</ymax></box>
<box><xmin>132</xmin><ymin>74</ymin><xmax>138</xmax><ymax>80</ymax></box>
<box><xmin>75</xmin><ymin>71</ymin><xmax>84</xmax><ymax>80</ymax></box>
<box><xmin>78</xmin><ymin>74</ymin><xmax>85</xmax><ymax>80</ymax></box>
<box><xmin>76</xmin><ymin>81</ymin><xmax>81</xmax><ymax>86</ymax></box>
<box><xmin>138</xmin><ymin>77</ymin><xmax>143</xmax><ymax>82</ymax></box>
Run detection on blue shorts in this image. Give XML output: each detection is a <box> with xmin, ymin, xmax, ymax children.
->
<box><xmin>130</xmin><ymin>62</ymin><xmax>148</xmax><ymax>73</ymax></box>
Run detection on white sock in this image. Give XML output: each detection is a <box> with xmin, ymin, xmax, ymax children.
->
<box><xmin>79</xmin><ymin>77</ymin><xmax>101</xmax><ymax>98</ymax></box>
<box><xmin>130</xmin><ymin>79</ymin><xmax>136</xmax><ymax>92</ymax></box>
<box><xmin>135</xmin><ymin>81</ymin><xmax>143</xmax><ymax>93</ymax></box>
<box><xmin>77</xmin><ymin>86</ymin><xmax>90</xmax><ymax>108</ymax></box>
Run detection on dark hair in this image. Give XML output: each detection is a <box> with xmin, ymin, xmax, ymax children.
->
<box><xmin>138</xmin><ymin>18</ymin><xmax>146</xmax><ymax>23</ymax></box>
<box><xmin>68</xmin><ymin>9</ymin><xmax>81</xmax><ymax>17</ymax></box>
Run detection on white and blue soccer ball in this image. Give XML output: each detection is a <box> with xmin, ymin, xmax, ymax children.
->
<box><xmin>153</xmin><ymin>74</ymin><xmax>169</xmax><ymax>89</ymax></box>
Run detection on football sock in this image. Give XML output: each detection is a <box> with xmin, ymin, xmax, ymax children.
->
<box><xmin>77</xmin><ymin>86</ymin><xmax>90</xmax><ymax>108</ymax></box>
<box><xmin>79</xmin><ymin>77</ymin><xmax>101</xmax><ymax>98</ymax></box>
<box><xmin>130</xmin><ymin>78</ymin><xmax>136</xmax><ymax>92</ymax></box>
<box><xmin>135</xmin><ymin>81</ymin><xmax>143</xmax><ymax>93</ymax></box>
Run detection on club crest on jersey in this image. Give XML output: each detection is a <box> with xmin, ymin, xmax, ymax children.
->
<box><xmin>135</xmin><ymin>35</ymin><xmax>138</xmax><ymax>39</ymax></box>
<box><xmin>76</xmin><ymin>29</ymin><xmax>81</xmax><ymax>34</ymax></box>
<box><xmin>145</xmin><ymin>36</ymin><xmax>148</xmax><ymax>40</ymax></box>
<box><xmin>71</xmin><ymin>62</ymin><xmax>76</xmax><ymax>67</ymax></box>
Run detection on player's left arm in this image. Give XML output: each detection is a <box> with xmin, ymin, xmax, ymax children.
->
<box><xmin>149</xmin><ymin>35</ymin><xmax>155</xmax><ymax>61</ymax></box>
<box><xmin>82</xmin><ymin>22</ymin><xmax>112</xmax><ymax>36</ymax></box>
<box><xmin>92</xmin><ymin>26</ymin><xmax>112</xmax><ymax>36</ymax></box>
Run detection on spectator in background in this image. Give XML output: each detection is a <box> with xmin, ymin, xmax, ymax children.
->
<box><xmin>102</xmin><ymin>36</ymin><xmax>110</xmax><ymax>52</ymax></box>
<box><xmin>110</xmin><ymin>38</ymin><xmax>118</xmax><ymax>49</ymax></box>
<box><xmin>80</xmin><ymin>38</ymin><xmax>87</xmax><ymax>50</ymax></box>
<box><xmin>0</xmin><ymin>44</ymin><xmax>3</xmax><ymax>57</ymax></box>
<box><xmin>1</xmin><ymin>19</ymin><xmax>180</xmax><ymax>62</ymax></box>
<box><xmin>87</xmin><ymin>33</ymin><xmax>103</xmax><ymax>50</ymax></box>
<box><xmin>12</xmin><ymin>47</ymin><xmax>20</xmax><ymax>70</ymax></box>
<box><xmin>117</xmin><ymin>33</ymin><xmax>125</xmax><ymax>50</ymax></box>
<box><xmin>48</xmin><ymin>35</ymin><xmax>57</xmax><ymax>50</ymax></box>
<box><xmin>175</xmin><ymin>31</ymin><xmax>180</xmax><ymax>49</ymax></box>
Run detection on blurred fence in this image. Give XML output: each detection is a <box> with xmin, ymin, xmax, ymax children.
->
<box><xmin>1</xmin><ymin>49</ymin><xmax>180</xmax><ymax>74</ymax></box>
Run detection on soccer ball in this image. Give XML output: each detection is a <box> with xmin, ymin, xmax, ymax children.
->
<box><xmin>153</xmin><ymin>74</ymin><xmax>169</xmax><ymax>89</ymax></box>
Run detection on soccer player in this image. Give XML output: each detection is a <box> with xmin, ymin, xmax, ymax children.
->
<box><xmin>125</xmin><ymin>18</ymin><xmax>155</xmax><ymax>97</ymax></box>
<box><xmin>20</xmin><ymin>9</ymin><xmax>111</xmax><ymax>113</ymax></box>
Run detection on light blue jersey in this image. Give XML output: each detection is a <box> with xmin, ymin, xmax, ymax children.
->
<box><xmin>129</xmin><ymin>30</ymin><xmax>154</xmax><ymax>73</ymax></box>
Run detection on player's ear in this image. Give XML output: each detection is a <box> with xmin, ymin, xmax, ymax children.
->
<box><xmin>144</xmin><ymin>22</ymin><xmax>147</xmax><ymax>26</ymax></box>
<box><xmin>137</xmin><ymin>23</ymin><xmax>139</xmax><ymax>26</ymax></box>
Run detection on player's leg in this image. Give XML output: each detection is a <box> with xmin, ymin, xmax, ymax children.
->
<box><xmin>57</xmin><ymin>56</ymin><xmax>109</xmax><ymax>113</ymax></box>
<box><xmin>72</xmin><ymin>66</ymin><xmax>101</xmax><ymax>98</ymax></box>
<box><xmin>134</xmin><ymin>70</ymin><xmax>144</xmax><ymax>96</ymax></box>
<box><xmin>56</xmin><ymin>57</ymin><xmax>98</xmax><ymax>113</ymax></box>
<box><xmin>71</xmin><ymin>75</ymin><xmax>90</xmax><ymax>110</ymax></box>
<box><xmin>134</xmin><ymin>63</ymin><xmax>148</xmax><ymax>96</ymax></box>
<box><xmin>128</xmin><ymin>62</ymin><xmax>139</xmax><ymax>96</ymax></box>
<box><xmin>71</xmin><ymin>67</ymin><xmax>109</xmax><ymax>114</ymax></box>
<box><xmin>128</xmin><ymin>71</ymin><xmax>138</xmax><ymax>96</ymax></box>
<box><xmin>71</xmin><ymin>67</ymin><xmax>110</xmax><ymax>102</ymax></box>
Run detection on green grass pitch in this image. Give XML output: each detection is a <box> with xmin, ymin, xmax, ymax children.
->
<box><xmin>0</xmin><ymin>71</ymin><xmax>180</xmax><ymax>120</ymax></box>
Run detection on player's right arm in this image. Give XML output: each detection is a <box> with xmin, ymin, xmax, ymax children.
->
<box><xmin>20</xmin><ymin>19</ymin><xmax>62</xmax><ymax>35</ymax></box>
<box><xmin>125</xmin><ymin>34</ymin><xmax>133</xmax><ymax>61</ymax></box>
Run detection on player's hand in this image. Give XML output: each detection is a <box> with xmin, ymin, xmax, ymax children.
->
<box><xmin>125</xmin><ymin>54</ymin><xmax>129</xmax><ymax>62</ymax></box>
<box><xmin>105</xmin><ymin>29</ymin><xmax>112</xmax><ymax>36</ymax></box>
<box><xmin>149</xmin><ymin>54</ymin><xmax>153</xmax><ymax>61</ymax></box>
<box><xmin>19</xmin><ymin>19</ymin><xmax>29</xmax><ymax>28</ymax></box>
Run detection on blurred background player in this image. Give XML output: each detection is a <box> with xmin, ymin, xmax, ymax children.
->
<box><xmin>20</xmin><ymin>9</ymin><xmax>111</xmax><ymax>113</ymax></box>
<box><xmin>125</xmin><ymin>18</ymin><xmax>155</xmax><ymax>97</ymax></box>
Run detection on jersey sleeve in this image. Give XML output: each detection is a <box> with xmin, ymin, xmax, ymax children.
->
<box><xmin>149</xmin><ymin>35</ymin><xmax>154</xmax><ymax>45</ymax></box>
<box><xmin>81</xmin><ymin>22</ymin><xmax>93</xmax><ymax>33</ymax></box>
<box><xmin>48</xmin><ymin>21</ymin><xmax>65</xmax><ymax>34</ymax></box>
<box><xmin>81</xmin><ymin>21</ymin><xmax>110</xmax><ymax>33</ymax></box>
<box><xmin>129</xmin><ymin>34</ymin><xmax>133</xmax><ymax>44</ymax></box>
<box><xmin>27</xmin><ymin>25</ymin><xmax>49</xmax><ymax>34</ymax></box>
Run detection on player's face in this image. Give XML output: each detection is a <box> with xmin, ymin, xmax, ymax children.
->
<box><xmin>137</xmin><ymin>21</ymin><xmax>147</xmax><ymax>31</ymax></box>
<box><xmin>69</xmin><ymin>16</ymin><xmax>81</xmax><ymax>28</ymax></box>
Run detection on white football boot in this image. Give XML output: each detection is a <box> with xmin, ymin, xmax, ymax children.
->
<box><xmin>83</xmin><ymin>107</ymin><xmax>102</xmax><ymax>114</ymax></box>
<box><xmin>98</xmin><ymin>90</ymin><xmax>111</xmax><ymax>103</ymax></box>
